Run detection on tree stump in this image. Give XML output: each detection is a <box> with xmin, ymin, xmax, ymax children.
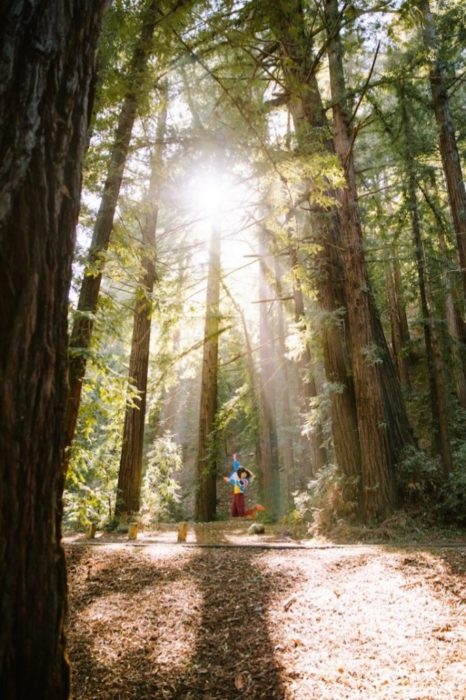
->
<box><xmin>128</xmin><ymin>522</ymin><xmax>139</xmax><ymax>540</ymax></box>
<box><xmin>86</xmin><ymin>523</ymin><xmax>97</xmax><ymax>539</ymax></box>
<box><xmin>177</xmin><ymin>522</ymin><xmax>188</xmax><ymax>542</ymax></box>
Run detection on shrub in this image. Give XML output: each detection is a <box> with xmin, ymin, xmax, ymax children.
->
<box><xmin>396</xmin><ymin>446</ymin><xmax>441</xmax><ymax>505</ymax></box>
<box><xmin>290</xmin><ymin>465</ymin><xmax>360</xmax><ymax>536</ymax></box>
<box><xmin>437</xmin><ymin>443</ymin><xmax>466</xmax><ymax>525</ymax></box>
<box><xmin>141</xmin><ymin>433</ymin><xmax>184</xmax><ymax>523</ymax></box>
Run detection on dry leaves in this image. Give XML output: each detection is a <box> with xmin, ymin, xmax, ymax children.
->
<box><xmin>65</xmin><ymin>531</ymin><xmax>466</xmax><ymax>699</ymax></box>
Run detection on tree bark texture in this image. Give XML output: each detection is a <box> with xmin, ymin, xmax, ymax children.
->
<box><xmin>115</xmin><ymin>97</ymin><xmax>167</xmax><ymax>518</ymax></box>
<box><xmin>65</xmin><ymin>0</ymin><xmax>160</xmax><ymax>459</ymax></box>
<box><xmin>326</xmin><ymin>0</ymin><xmax>414</xmax><ymax>518</ymax></box>
<box><xmin>0</xmin><ymin>2</ymin><xmax>106</xmax><ymax>697</ymax></box>
<box><xmin>268</xmin><ymin>0</ymin><xmax>361</xmax><ymax>487</ymax></box>
<box><xmin>195</xmin><ymin>223</ymin><xmax>221</xmax><ymax>521</ymax></box>
<box><xmin>422</xmin><ymin>0</ymin><xmax>466</xmax><ymax>299</ymax></box>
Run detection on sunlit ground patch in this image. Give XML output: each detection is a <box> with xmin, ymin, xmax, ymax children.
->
<box><xmin>257</xmin><ymin>548</ymin><xmax>465</xmax><ymax>699</ymax></box>
<box><xmin>66</xmin><ymin>544</ymin><xmax>465</xmax><ymax>699</ymax></box>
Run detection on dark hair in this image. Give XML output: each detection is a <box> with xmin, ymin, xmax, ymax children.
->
<box><xmin>236</xmin><ymin>467</ymin><xmax>251</xmax><ymax>480</ymax></box>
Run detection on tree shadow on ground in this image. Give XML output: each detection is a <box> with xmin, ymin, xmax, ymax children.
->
<box><xmin>66</xmin><ymin>544</ymin><xmax>293</xmax><ymax>699</ymax></box>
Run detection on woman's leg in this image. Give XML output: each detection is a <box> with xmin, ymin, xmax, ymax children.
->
<box><xmin>232</xmin><ymin>493</ymin><xmax>246</xmax><ymax>517</ymax></box>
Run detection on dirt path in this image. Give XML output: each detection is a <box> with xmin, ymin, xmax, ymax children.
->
<box><xmin>65</xmin><ymin>530</ymin><xmax>465</xmax><ymax>699</ymax></box>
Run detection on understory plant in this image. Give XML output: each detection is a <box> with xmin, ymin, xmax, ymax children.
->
<box><xmin>141</xmin><ymin>433</ymin><xmax>184</xmax><ymax>523</ymax></box>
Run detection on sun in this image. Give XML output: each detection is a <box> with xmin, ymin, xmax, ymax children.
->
<box><xmin>182</xmin><ymin>162</ymin><xmax>261</xmax><ymax>319</ymax></box>
<box><xmin>186</xmin><ymin>169</ymin><xmax>234</xmax><ymax>225</ymax></box>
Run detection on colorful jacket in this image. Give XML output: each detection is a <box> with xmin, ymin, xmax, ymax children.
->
<box><xmin>228</xmin><ymin>474</ymin><xmax>249</xmax><ymax>494</ymax></box>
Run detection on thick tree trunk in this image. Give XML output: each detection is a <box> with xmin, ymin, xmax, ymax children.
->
<box><xmin>0</xmin><ymin>2</ymin><xmax>106</xmax><ymax>697</ymax></box>
<box><xmin>325</xmin><ymin>0</ymin><xmax>414</xmax><ymax>518</ymax></box>
<box><xmin>422</xmin><ymin>0</ymin><xmax>466</xmax><ymax>298</ymax></box>
<box><xmin>269</xmin><ymin>0</ymin><xmax>361</xmax><ymax>488</ymax></box>
<box><xmin>115</xmin><ymin>98</ymin><xmax>167</xmax><ymax>518</ymax></box>
<box><xmin>316</xmin><ymin>218</ymin><xmax>362</xmax><ymax>485</ymax></box>
<box><xmin>400</xmin><ymin>86</ymin><xmax>453</xmax><ymax>475</ymax></box>
<box><xmin>195</xmin><ymin>222</ymin><xmax>221</xmax><ymax>521</ymax></box>
<box><xmin>65</xmin><ymin>0</ymin><xmax>160</xmax><ymax>458</ymax></box>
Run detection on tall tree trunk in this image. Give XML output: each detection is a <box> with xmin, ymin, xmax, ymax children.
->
<box><xmin>316</xmin><ymin>217</ymin><xmax>362</xmax><ymax>487</ymax></box>
<box><xmin>421</xmin><ymin>181</ymin><xmax>466</xmax><ymax>409</ymax></box>
<box><xmin>195</xmin><ymin>221</ymin><xmax>222</xmax><ymax>521</ymax></box>
<box><xmin>268</xmin><ymin>0</ymin><xmax>361</xmax><ymax>491</ymax></box>
<box><xmin>288</xmin><ymin>234</ymin><xmax>328</xmax><ymax>483</ymax></box>
<box><xmin>115</xmin><ymin>96</ymin><xmax>167</xmax><ymax>519</ymax></box>
<box><xmin>273</xmin><ymin>258</ymin><xmax>297</xmax><ymax>502</ymax></box>
<box><xmin>257</xmin><ymin>227</ymin><xmax>280</xmax><ymax>517</ymax></box>
<box><xmin>422</xmin><ymin>0</ymin><xmax>466</xmax><ymax>298</ymax></box>
<box><xmin>222</xmin><ymin>282</ymin><xmax>262</xmax><ymax>481</ymax></box>
<box><xmin>0</xmin><ymin>2</ymin><xmax>106</xmax><ymax>697</ymax></box>
<box><xmin>378</xmin><ymin>195</ymin><xmax>411</xmax><ymax>390</ymax></box>
<box><xmin>385</xmin><ymin>258</ymin><xmax>411</xmax><ymax>389</ymax></box>
<box><xmin>64</xmin><ymin>0</ymin><xmax>160</xmax><ymax>459</ymax></box>
<box><xmin>399</xmin><ymin>85</ymin><xmax>453</xmax><ymax>475</ymax></box>
<box><xmin>445</xmin><ymin>293</ymin><xmax>466</xmax><ymax>409</ymax></box>
<box><xmin>325</xmin><ymin>0</ymin><xmax>414</xmax><ymax>519</ymax></box>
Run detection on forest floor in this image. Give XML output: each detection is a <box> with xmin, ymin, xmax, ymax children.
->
<box><xmin>64</xmin><ymin>521</ymin><xmax>466</xmax><ymax>700</ymax></box>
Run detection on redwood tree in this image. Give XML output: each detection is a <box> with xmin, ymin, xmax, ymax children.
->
<box><xmin>399</xmin><ymin>83</ymin><xmax>452</xmax><ymax>474</ymax></box>
<box><xmin>115</xmin><ymin>98</ymin><xmax>168</xmax><ymax>518</ymax></box>
<box><xmin>0</xmin><ymin>2</ymin><xmax>106</xmax><ymax>697</ymax></box>
<box><xmin>65</xmin><ymin>0</ymin><xmax>161</xmax><ymax>458</ymax></box>
<box><xmin>257</xmin><ymin>226</ymin><xmax>280</xmax><ymax>516</ymax></box>
<box><xmin>324</xmin><ymin>0</ymin><xmax>414</xmax><ymax>518</ymax></box>
<box><xmin>421</xmin><ymin>0</ymin><xmax>466</xmax><ymax>299</ymax></box>
<box><xmin>195</xmin><ymin>218</ymin><xmax>222</xmax><ymax>521</ymax></box>
<box><xmin>287</xmin><ymin>233</ymin><xmax>328</xmax><ymax>482</ymax></box>
<box><xmin>264</xmin><ymin>0</ymin><xmax>362</xmax><ymax>489</ymax></box>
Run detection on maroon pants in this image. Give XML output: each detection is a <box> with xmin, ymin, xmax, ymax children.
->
<box><xmin>231</xmin><ymin>493</ymin><xmax>254</xmax><ymax>517</ymax></box>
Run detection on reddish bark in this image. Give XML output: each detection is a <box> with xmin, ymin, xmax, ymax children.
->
<box><xmin>0</xmin><ymin>2</ymin><xmax>106</xmax><ymax>696</ymax></box>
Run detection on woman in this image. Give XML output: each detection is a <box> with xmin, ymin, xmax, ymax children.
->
<box><xmin>224</xmin><ymin>460</ymin><xmax>266</xmax><ymax>518</ymax></box>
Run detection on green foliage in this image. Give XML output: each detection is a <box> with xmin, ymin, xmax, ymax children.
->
<box><xmin>361</xmin><ymin>342</ymin><xmax>385</xmax><ymax>366</ymax></box>
<box><xmin>141</xmin><ymin>434</ymin><xmax>184</xmax><ymax>523</ymax></box>
<box><xmin>216</xmin><ymin>318</ymin><xmax>259</xmax><ymax>456</ymax></box>
<box><xmin>66</xmin><ymin>0</ymin><xmax>466</xmax><ymax>531</ymax></box>
<box><xmin>438</xmin><ymin>462</ymin><xmax>466</xmax><ymax>525</ymax></box>
<box><xmin>437</xmin><ymin>435</ymin><xmax>466</xmax><ymax>524</ymax></box>
<box><xmin>279</xmin><ymin>508</ymin><xmax>309</xmax><ymax>538</ymax></box>
<box><xmin>64</xmin><ymin>363</ymin><xmax>130</xmax><ymax>529</ymax></box>
<box><xmin>396</xmin><ymin>445</ymin><xmax>441</xmax><ymax>504</ymax></box>
<box><xmin>396</xmin><ymin>442</ymin><xmax>466</xmax><ymax>526</ymax></box>
<box><xmin>294</xmin><ymin>466</ymin><xmax>360</xmax><ymax>535</ymax></box>
<box><xmin>65</xmin><ymin>285</ymin><xmax>135</xmax><ymax>529</ymax></box>
<box><xmin>63</xmin><ymin>484</ymin><xmax>108</xmax><ymax>530</ymax></box>
<box><xmin>274</xmin><ymin>152</ymin><xmax>345</xmax><ymax>207</ymax></box>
